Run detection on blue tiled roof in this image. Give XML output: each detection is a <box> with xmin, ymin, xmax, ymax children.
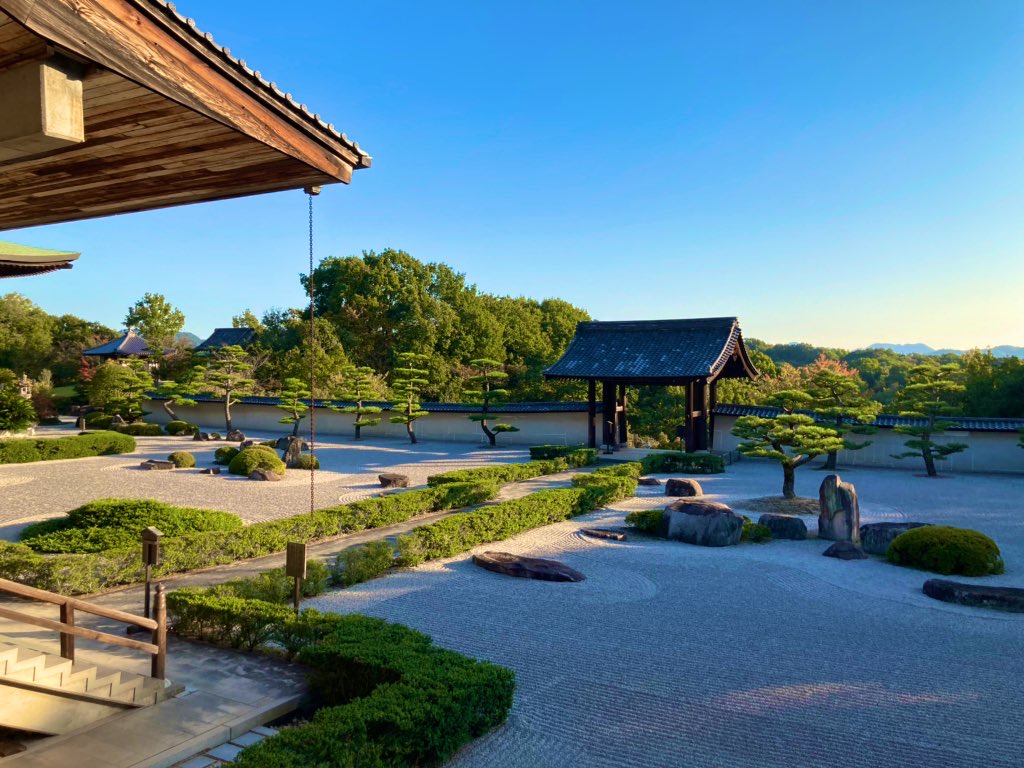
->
<box><xmin>713</xmin><ymin>404</ymin><xmax>1024</xmax><ymax>433</ymax></box>
<box><xmin>83</xmin><ymin>330</ymin><xmax>151</xmax><ymax>357</ymax></box>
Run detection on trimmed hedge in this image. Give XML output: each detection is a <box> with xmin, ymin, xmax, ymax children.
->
<box><xmin>214</xmin><ymin>446</ymin><xmax>240</xmax><ymax>465</ymax></box>
<box><xmin>115</xmin><ymin>422</ymin><xmax>163</xmax><ymax>437</ymax></box>
<box><xmin>742</xmin><ymin>519</ymin><xmax>772</xmax><ymax>543</ymax></box>
<box><xmin>529</xmin><ymin>444</ymin><xmax>588</xmax><ymax>460</ymax></box>
<box><xmin>625</xmin><ymin>508</ymin><xmax>663</xmax><ymax>534</ymax></box>
<box><xmin>165</xmin><ymin>420</ymin><xmax>197</xmax><ymax>436</ymax></box>
<box><xmin>0</xmin><ymin>431</ymin><xmax>135</xmax><ymax>465</ymax></box>
<box><xmin>641</xmin><ymin>452</ymin><xmax>724</xmax><ymax>475</ymax></box>
<box><xmin>292</xmin><ymin>454</ymin><xmax>320</xmax><ymax>471</ymax></box>
<box><xmin>164</xmin><ymin>594</ymin><xmax>515</xmax><ymax>768</ymax></box>
<box><xmin>229</xmin><ymin>446</ymin><xmax>285</xmax><ymax>477</ymax></box>
<box><xmin>426</xmin><ymin>450</ymin><xmax>597</xmax><ymax>487</ymax></box>
<box><xmin>887</xmin><ymin>525</ymin><xmax>1004</xmax><ymax>576</ymax></box>
<box><xmin>331</xmin><ymin>540</ymin><xmax>395</xmax><ymax>587</ymax></box>
<box><xmin>168</xmin><ymin>451</ymin><xmax>196</xmax><ymax>468</ymax></box>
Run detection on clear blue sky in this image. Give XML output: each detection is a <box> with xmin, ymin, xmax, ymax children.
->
<box><xmin>7</xmin><ymin>1</ymin><xmax>1024</xmax><ymax>350</ymax></box>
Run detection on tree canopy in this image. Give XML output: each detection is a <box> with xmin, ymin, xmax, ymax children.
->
<box><xmin>125</xmin><ymin>292</ymin><xmax>185</xmax><ymax>348</ymax></box>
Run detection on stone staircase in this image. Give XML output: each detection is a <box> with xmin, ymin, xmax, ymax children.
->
<box><xmin>0</xmin><ymin>635</ymin><xmax>177</xmax><ymax>735</ymax></box>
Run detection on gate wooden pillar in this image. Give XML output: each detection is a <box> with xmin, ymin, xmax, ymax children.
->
<box><xmin>691</xmin><ymin>378</ymin><xmax>708</xmax><ymax>451</ymax></box>
<box><xmin>587</xmin><ymin>380</ymin><xmax>596</xmax><ymax>448</ymax></box>
<box><xmin>616</xmin><ymin>384</ymin><xmax>628</xmax><ymax>446</ymax></box>
<box><xmin>708</xmin><ymin>378</ymin><xmax>718</xmax><ymax>450</ymax></box>
<box><xmin>601</xmin><ymin>380</ymin><xmax>617</xmax><ymax>449</ymax></box>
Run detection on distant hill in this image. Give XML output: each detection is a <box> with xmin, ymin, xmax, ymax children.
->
<box><xmin>176</xmin><ymin>331</ymin><xmax>202</xmax><ymax>348</ymax></box>
<box><xmin>868</xmin><ymin>343</ymin><xmax>1024</xmax><ymax>358</ymax></box>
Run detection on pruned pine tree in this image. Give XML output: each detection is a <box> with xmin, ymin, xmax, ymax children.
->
<box><xmin>464</xmin><ymin>358</ymin><xmax>519</xmax><ymax>447</ymax></box>
<box><xmin>803</xmin><ymin>355</ymin><xmax>882</xmax><ymax>470</ymax></box>
<box><xmin>891</xmin><ymin>362</ymin><xmax>967</xmax><ymax>477</ymax></box>
<box><xmin>156</xmin><ymin>367</ymin><xmax>201</xmax><ymax>422</ymax></box>
<box><xmin>89</xmin><ymin>360</ymin><xmax>153</xmax><ymax>421</ymax></box>
<box><xmin>332</xmin><ymin>365</ymin><xmax>382</xmax><ymax>440</ymax></box>
<box><xmin>732</xmin><ymin>413</ymin><xmax>844</xmax><ymax>498</ymax></box>
<box><xmin>389</xmin><ymin>352</ymin><xmax>430</xmax><ymax>444</ymax></box>
<box><xmin>276</xmin><ymin>377</ymin><xmax>310</xmax><ymax>437</ymax></box>
<box><xmin>195</xmin><ymin>345</ymin><xmax>254</xmax><ymax>433</ymax></box>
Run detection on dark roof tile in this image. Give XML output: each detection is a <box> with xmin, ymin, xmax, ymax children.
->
<box><xmin>713</xmin><ymin>404</ymin><xmax>1024</xmax><ymax>433</ymax></box>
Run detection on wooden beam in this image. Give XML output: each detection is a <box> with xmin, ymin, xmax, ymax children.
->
<box><xmin>587</xmin><ymin>379</ymin><xmax>596</xmax><ymax>448</ymax></box>
<box><xmin>0</xmin><ymin>56</ymin><xmax>84</xmax><ymax>160</ymax></box>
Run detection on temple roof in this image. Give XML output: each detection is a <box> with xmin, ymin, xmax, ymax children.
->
<box><xmin>83</xmin><ymin>329</ymin><xmax>151</xmax><ymax>357</ymax></box>
<box><xmin>544</xmin><ymin>318</ymin><xmax>759</xmax><ymax>383</ymax></box>
<box><xmin>193</xmin><ymin>327</ymin><xmax>256</xmax><ymax>352</ymax></box>
<box><xmin>0</xmin><ymin>240</ymin><xmax>79</xmax><ymax>278</ymax></box>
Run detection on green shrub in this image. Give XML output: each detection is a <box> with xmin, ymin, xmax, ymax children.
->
<box><xmin>332</xmin><ymin>541</ymin><xmax>395</xmax><ymax>587</ymax></box>
<box><xmin>167</xmin><ymin>451</ymin><xmax>196</xmax><ymax>468</ymax></box>
<box><xmin>0</xmin><ymin>389</ymin><xmax>37</xmax><ymax>432</ymax></box>
<box><xmin>209</xmin><ymin>432</ymin><xmax>222</xmax><ymax>440</ymax></box>
<box><xmin>427</xmin><ymin>451</ymin><xmax>597</xmax><ymax>488</ymax></box>
<box><xmin>641</xmin><ymin>452</ymin><xmax>724</xmax><ymax>474</ymax></box>
<box><xmin>529</xmin><ymin>444</ymin><xmax>590</xmax><ymax>460</ymax></box>
<box><xmin>292</xmin><ymin>454</ymin><xmax>320</xmax><ymax>470</ymax></box>
<box><xmin>164</xmin><ymin>420</ymin><xmax>197</xmax><ymax>435</ymax></box>
<box><xmin>83</xmin><ymin>412</ymin><xmax>113</xmax><ymax>429</ymax></box>
<box><xmin>222</xmin><ymin>562</ymin><xmax>331</xmax><ymax>604</ymax></box>
<box><xmin>0</xmin><ymin>431</ymin><xmax>135</xmax><ymax>465</ymax></box>
<box><xmin>214</xmin><ymin>446</ymin><xmax>240</xmax><ymax>465</ymax></box>
<box><xmin>625</xmin><ymin>508</ymin><xmax>664</xmax><ymax>534</ymax></box>
<box><xmin>887</xmin><ymin>525</ymin><xmax>1004</xmax><ymax>576</ymax></box>
<box><xmin>116</xmin><ymin>422</ymin><xmax>162</xmax><ymax>436</ymax></box>
<box><xmin>592</xmin><ymin>462</ymin><xmax>644</xmax><ymax>478</ymax></box>
<box><xmin>229</xmin><ymin>446</ymin><xmax>285</xmax><ymax>477</ymax></box>
<box><xmin>742</xmin><ymin>520</ymin><xmax>772</xmax><ymax>543</ymax></box>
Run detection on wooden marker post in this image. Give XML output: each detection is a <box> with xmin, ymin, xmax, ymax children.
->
<box><xmin>141</xmin><ymin>527</ymin><xmax>163</xmax><ymax>619</ymax></box>
<box><xmin>286</xmin><ymin>542</ymin><xmax>307</xmax><ymax>615</ymax></box>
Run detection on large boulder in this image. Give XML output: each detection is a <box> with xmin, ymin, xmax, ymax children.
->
<box><xmin>859</xmin><ymin>522</ymin><xmax>932</xmax><ymax>556</ymax></box>
<box><xmin>249</xmin><ymin>468</ymin><xmax>282</xmax><ymax>481</ymax></box>
<box><xmin>379</xmin><ymin>473</ymin><xmax>410</xmax><ymax>489</ymax></box>
<box><xmin>276</xmin><ymin>436</ymin><xmax>310</xmax><ymax>451</ymax></box>
<box><xmin>664</xmin><ymin>500</ymin><xmax>742</xmax><ymax>547</ymax></box>
<box><xmin>472</xmin><ymin>551</ymin><xmax>585</xmax><ymax>582</ymax></box>
<box><xmin>282</xmin><ymin>436</ymin><xmax>304</xmax><ymax>468</ymax></box>
<box><xmin>818</xmin><ymin>475</ymin><xmax>860</xmax><ymax>543</ymax></box>
<box><xmin>757</xmin><ymin>514</ymin><xmax>808</xmax><ymax>540</ymax></box>
<box><xmin>226</xmin><ymin>429</ymin><xmax>246</xmax><ymax>442</ymax></box>
<box><xmin>637</xmin><ymin>476</ymin><xmax>662</xmax><ymax>486</ymax></box>
<box><xmin>665</xmin><ymin>478</ymin><xmax>703</xmax><ymax>497</ymax></box>
<box><xmin>923</xmin><ymin>579</ymin><xmax>1024</xmax><ymax>613</ymax></box>
<box><xmin>822</xmin><ymin>541</ymin><xmax>868</xmax><ymax>560</ymax></box>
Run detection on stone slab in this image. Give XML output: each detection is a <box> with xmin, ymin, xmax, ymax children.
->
<box><xmin>923</xmin><ymin>579</ymin><xmax>1024</xmax><ymax>613</ymax></box>
<box><xmin>472</xmin><ymin>551</ymin><xmax>585</xmax><ymax>582</ymax></box>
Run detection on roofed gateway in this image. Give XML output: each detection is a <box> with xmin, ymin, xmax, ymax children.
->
<box><xmin>545</xmin><ymin>317</ymin><xmax>758</xmax><ymax>451</ymax></box>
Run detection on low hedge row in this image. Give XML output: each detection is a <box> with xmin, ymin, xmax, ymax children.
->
<box><xmin>0</xmin><ymin>481</ymin><xmax>498</xmax><ymax>594</ymax></box>
<box><xmin>115</xmin><ymin>423</ymin><xmax>163</xmax><ymax>437</ymax></box>
<box><xmin>165</xmin><ymin>593</ymin><xmax>515</xmax><ymax>767</ymax></box>
<box><xmin>164</xmin><ymin>420</ymin><xmax>198</xmax><ymax>435</ymax></box>
<box><xmin>0</xmin><ymin>431</ymin><xmax>136</xmax><ymax>465</ymax></box>
<box><xmin>529</xmin><ymin>444</ymin><xmax>587</xmax><ymax>460</ymax></box>
<box><xmin>641</xmin><ymin>451</ymin><xmax>724</xmax><ymax>474</ymax></box>
<box><xmin>426</xmin><ymin>449</ymin><xmax>597</xmax><ymax>487</ymax></box>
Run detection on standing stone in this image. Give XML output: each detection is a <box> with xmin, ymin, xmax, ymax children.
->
<box><xmin>757</xmin><ymin>514</ymin><xmax>808</xmax><ymax>540</ymax></box>
<box><xmin>665</xmin><ymin>478</ymin><xmax>703</xmax><ymax>497</ymax></box>
<box><xmin>226</xmin><ymin>429</ymin><xmax>245</xmax><ymax>442</ymax></box>
<box><xmin>818</xmin><ymin>474</ymin><xmax>860</xmax><ymax>543</ymax></box>
<box><xmin>283</xmin><ymin>436</ymin><xmax>303</xmax><ymax>468</ymax></box>
<box><xmin>664</xmin><ymin>500</ymin><xmax>743</xmax><ymax>547</ymax></box>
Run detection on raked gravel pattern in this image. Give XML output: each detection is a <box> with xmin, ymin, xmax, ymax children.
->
<box><xmin>307</xmin><ymin>460</ymin><xmax>1024</xmax><ymax>768</ymax></box>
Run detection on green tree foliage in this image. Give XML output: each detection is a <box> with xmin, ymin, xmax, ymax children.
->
<box><xmin>0</xmin><ymin>293</ymin><xmax>54</xmax><ymax>376</ymax></box>
<box><xmin>88</xmin><ymin>360</ymin><xmax>153</xmax><ymax>420</ymax></box>
<box><xmin>125</xmin><ymin>293</ymin><xmax>185</xmax><ymax>348</ymax></box>
<box><xmin>803</xmin><ymin>355</ymin><xmax>882</xmax><ymax>470</ymax></box>
<box><xmin>891</xmin><ymin>362</ymin><xmax>968</xmax><ymax>477</ymax></box>
<box><xmin>332</xmin><ymin>365</ymin><xmax>383</xmax><ymax>439</ymax></box>
<box><xmin>464</xmin><ymin>358</ymin><xmax>519</xmax><ymax>446</ymax></box>
<box><xmin>195</xmin><ymin>345</ymin><xmax>254</xmax><ymax>432</ymax></box>
<box><xmin>389</xmin><ymin>352</ymin><xmax>431</xmax><ymax>444</ymax></box>
<box><xmin>0</xmin><ymin>386</ymin><xmax>36</xmax><ymax>432</ymax></box>
<box><xmin>960</xmin><ymin>349</ymin><xmax>1024</xmax><ymax>418</ymax></box>
<box><xmin>49</xmin><ymin>314</ymin><xmax>116</xmax><ymax>384</ymax></box>
<box><xmin>277</xmin><ymin>377</ymin><xmax>310</xmax><ymax>437</ymax></box>
<box><xmin>156</xmin><ymin>367</ymin><xmax>201</xmax><ymax>421</ymax></box>
<box><xmin>731</xmin><ymin>413</ymin><xmax>844</xmax><ymax>498</ymax></box>
<box><xmin>246</xmin><ymin>308</ymin><xmax>350</xmax><ymax>394</ymax></box>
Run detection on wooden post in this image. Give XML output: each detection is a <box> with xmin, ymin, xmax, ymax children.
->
<box><xmin>708</xmin><ymin>379</ymin><xmax>718</xmax><ymax>450</ymax></box>
<box><xmin>59</xmin><ymin>602</ymin><xmax>75</xmax><ymax>662</ymax></box>
<box><xmin>151</xmin><ymin>584</ymin><xmax>166</xmax><ymax>680</ymax></box>
<box><xmin>617</xmin><ymin>384</ymin><xmax>628</xmax><ymax>446</ymax></box>
<box><xmin>601</xmin><ymin>380</ymin><xmax>617</xmax><ymax>451</ymax></box>
<box><xmin>286</xmin><ymin>543</ymin><xmax>307</xmax><ymax>616</ymax></box>
<box><xmin>587</xmin><ymin>380</ymin><xmax>596</xmax><ymax>449</ymax></box>
<box><xmin>692</xmin><ymin>378</ymin><xmax>708</xmax><ymax>451</ymax></box>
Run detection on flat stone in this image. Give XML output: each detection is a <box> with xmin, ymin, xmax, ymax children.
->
<box><xmin>200</xmin><ymin>467</ymin><xmax>221</xmax><ymax>475</ymax></box>
<box><xmin>472</xmin><ymin>551</ymin><xmax>586</xmax><ymax>582</ymax></box>
<box><xmin>140</xmin><ymin>459</ymin><xmax>175</xmax><ymax>470</ymax></box>
<box><xmin>637</xmin><ymin>476</ymin><xmax>662</xmax><ymax>486</ymax></box>
<box><xmin>860</xmin><ymin>522</ymin><xmax>933</xmax><ymax>555</ymax></box>
<box><xmin>249</xmin><ymin>468</ymin><xmax>282</xmax><ymax>481</ymax></box>
<box><xmin>822</xmin><ymin>541</ymin><xmax>868</xmax><ymax>560</ymax></box>
<box><xmin>664</xmin><ymin>499</ymin><xmax>742</xmax><ymax>547</ymax></box>
<box><xmin>580</xmin><ymin>527</ymin><xmax>627</xmax><ymax>541</ymax></box>
<box><xmin>818</xmin><ymin>474</ymin><xmax>860</xmax><ymax>543</ymax></box>
<box><xmin>757</xmin><ymin>513</ymin><xmax>808</xmax><ymax>540</ymax></box>
<box><xmin>665</xmin><ymin>478</ymin><xmax>703</xmax><ymax>497</ymax></box>
<box><xmin>923</xmin><ymin>579</ymin><xmax>1024</xmax><ymax>613</ymax></box>
<box><xmin>379</xmin><ymin>472</ymin><xmax>409</xmax><ymax>488</ymax></box>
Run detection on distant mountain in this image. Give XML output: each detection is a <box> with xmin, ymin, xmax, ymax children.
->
<box><xmin>868</xmin><ymin>343</ymin><xmax>1024</xmax><ymax>358</ymax></box>
<box><xmin>175</xmin><ymin>331</ymin><xmax>202</xmax><ymax>348</ymax></box>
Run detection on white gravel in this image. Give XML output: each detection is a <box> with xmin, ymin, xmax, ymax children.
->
<box><xmin>306</xmin><ymin>459</ymin><xmax>1024</xmax><ymax>768</ymax></box>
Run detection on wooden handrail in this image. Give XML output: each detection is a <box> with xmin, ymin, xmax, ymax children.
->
<box><xmin>0</xmin><ymin>578</ymin><xmax>167</xmax><ymax>680</ymax></box>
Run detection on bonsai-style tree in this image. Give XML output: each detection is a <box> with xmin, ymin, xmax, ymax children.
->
<box><xmin>803</xmin><ymin>355</ymin><xmax>882</xmax><ymax>470</ymax></box>
<box><xmin>732</xmin><ymin>412</ymin><xmax>844</xmax><ymax>498</ymax></box>
<box><xmin>156</xmin><ymin>367</ymin><xmax>201</xmax><ymax>422</ymax></box>
<box><xmin>891</xmin><ymin>362</ymin><xmax>967</xmax><ymax>477</ymax></box>
<box><xmin>332</xmin><ymin>365</ymin><xmax>383</xmax><ymax>440</ymax></box>
<box><xmin>277</xmin><ymin>377</ymin><xmax>311</xmax><ymax>437</ymax></box>
<box><xmin>195</xmin><ymin>345</ymin><xmax>254</xmax><ymax>433</ymax></box>
<box><xmin>464</xmin><ymin>358</ymin><xmax>519</xmax><ymax>447</ymax></box>
<box><xmin>88</xmin><ymin>360</ymin><xmax>153</xmax><ymax>421</ymax></box>
<box><xmin>389</xmin><ymin>352</ymin><xmax>430</xmax><ymax>444</ymax></box>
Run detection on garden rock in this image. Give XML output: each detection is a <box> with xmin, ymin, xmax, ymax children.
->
<box><xmin>140</xmin><ymin>459</ymin><xmax>175</xmax><ymax>470</ymax></box>
<box><xmin>580</xmin><ymin>528</ymin><xmax>628</xmax><ymax>541</ymax></box>
<box><xmin>818</xmin><ymin>474</ymin><xmax>860</xmax><ymax>543</ymax></box>
<box><xmin>665</xmin><ymin>478</ymin><xmax>703</xmax><ymax>497</ymax></box>
<box><xmin>860</xmin><ymin>522</ymin><xmax>932</xmax><ymax>555</ymax></box>
<box><xmin>200</xmin><ymin>467</ymin><xmax>221</xmax><ymax>475</ymax></box>
<box><xmin>379</xmin><ymin>473</ymin><xmax>409</xmax><ymax>489</ymax></box>
<box><xmin>757</xmin><ymin>514</ymin><xmax>808</xmax><ymax>540</ymax></box>
<box><xmin>637</xmin><ymin>476</ymin><xmax>661</xmax><ymax>486</ymax></box>
<box><xmin>922</xmin><ymin>579</ymin><xmax>1024</xmax><ymax>613</ymax></box>
<box><xmin>193</xmin><ymin>431</ymin><xmax>210</xmax><ymax>441</ymax></box>
<box><xmin>226</xmin><ymin>429</ymin><xmax>245</xmax><ymax>442</ymax></box>
<box><xmin>283</xmin><ymin>436</ymin><xmax>304</xmax><ymax>468</ymax></box>
<box><xmin>664</xmin><ymin>500</ymin><xmax>742</xmax><ymax>547</ymax></box>
<box><xmin>249</xmin><ymin>468</ymin><xmax>282</xmax><ymax>481</ymax></box>
<box><xmin>472</xmin><ymin>551</ymin><xmax>586</xmax><ymax>582</ymax></box>
<box><xmin>239</xmin><ymin>440</ymin><xmax>258</xmax><ymax>449</ymax></box>
<box><xmin>276</xmin><ymin>436</ymin><xmax>310</xmax><ymax>451</ymax></box>
<box><xmin>822</xmin><ymin>541</ymin><xmax>868</xmax><ymax>560</ymax></box>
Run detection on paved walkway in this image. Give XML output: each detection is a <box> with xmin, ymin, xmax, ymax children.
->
<box><xmin>304</xmin><ymin>460</ymin><xmax>1024</xmax><ymax>768</ymax></box>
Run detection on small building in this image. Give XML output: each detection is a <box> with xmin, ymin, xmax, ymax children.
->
<box><xmin>83</xmin><ymin>329</ymin><xmax>152</xmax><ymax>360</ymax></box>
<box><xmin>545</xmin><ymin>317</ymin><xmax>759</xmax><ymax>451</ymax></box>
<box><xmin>193</xmin><ymin>328</ymin><xmax>256</xmax><ymax>353</ymax></box>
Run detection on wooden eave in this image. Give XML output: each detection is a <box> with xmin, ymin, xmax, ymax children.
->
<box><xmin>0</xmin><ymin>0</ymin><xmax>370</xmax><ymax>230</ymax></box>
